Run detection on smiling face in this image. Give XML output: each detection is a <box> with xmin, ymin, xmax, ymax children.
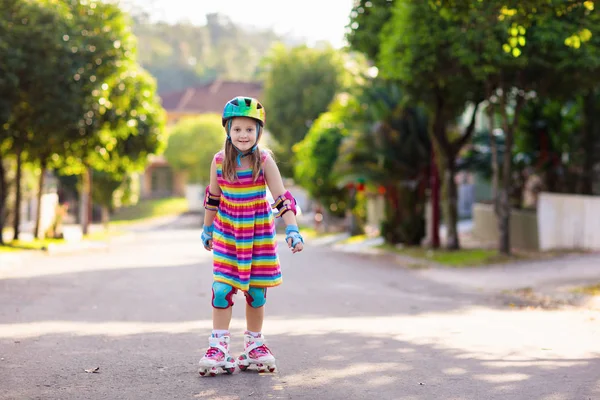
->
<box><xmin>228</xmin><ymin>116</ymin><xmax>260</xmax><ymax>152</ymax></box>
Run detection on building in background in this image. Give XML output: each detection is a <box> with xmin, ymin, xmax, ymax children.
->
<box><xmin>140</xmin><ymin>80</ymin><xmax>263</xmax><ymax>198</ymax></box>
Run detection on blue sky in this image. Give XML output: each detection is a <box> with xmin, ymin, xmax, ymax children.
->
<box><xmin>120</xmin><ymin>0</ymin><xmax>356</xmax><ymax>48</ymax></box>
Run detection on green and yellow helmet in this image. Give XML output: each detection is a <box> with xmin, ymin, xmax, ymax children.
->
<box><xmin>222</xmin><ymin>96</ymin><xmax>266</xmax><ymax>127</ymax></box>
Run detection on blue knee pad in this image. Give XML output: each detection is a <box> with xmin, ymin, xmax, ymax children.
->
<box><xmin>212</xmin><ymin>281</ymin><xmax>237</xmax><ymax>309</ymax></box>
<box><xmin>245</xmin><ymin>287</ymin><xmax>267</xmax><ymax>308</ymax></box>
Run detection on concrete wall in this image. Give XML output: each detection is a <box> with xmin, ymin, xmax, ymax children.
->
<box><xmin>18</xmin><ymin>193</ymin><xmax>59</xmax><ymax>239</ymax></box>
<box><xmin>186</xmin><ymin>184</ymin><xmax>205</xmax><ymax>212</ymax></box>
<box><xmin>366</xmin><ymin>194</ymin><xmax>385</xmax><ymax>230</ymax></box>
<box><xmin>472</xmin><ymin>203</ymin><xmax>539</xmax><ymax>250</ymax></box>
<box><xmin>538</xmin><ymin>192</ymin><xmax>600</xmax><ymax>251</ymax></box>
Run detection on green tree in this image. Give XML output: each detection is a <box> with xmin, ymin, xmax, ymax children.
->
<box><xmin>346</xmin><ymin>0</ymin><xmax>396</xmax><ymax>61</ymax></box>
<box><xmin>1</xmin><ymin>0</ymin><xmax>165</xmax><ymax>240</ymax></box>
<box><xmin>294</xmin><ymin>94</ymin><xmax>357</xmax><ymax>219</ymax></box>
<box><xmin>80</xmin><ymin>67</ymin><xmax>167</xmax><ymax>174</ymax></box>
<box><xmin>460</xmin><ymin>1</ymin><xmax>600</xmax><ymax>254</ymax></box>
<box><xmin>52</xmin><ymin>0</ymin><xmax>143</xmax><ymax>235</ymax></box>
<box><xmin>131</xmin><ymin>12</ymin><xmax>282</xmax><ymax>93</ymax></box>
<box><xmin>334</xmin><ymin>78</ymin><xmax>431</xmax><ymax>245</ymax></box>
<box><xmin>0</xmin><ymin>0</ymin><xmax>80</xmax><ymax>240</ymax></box>
<box><xmin>5</xmin><ymin>0</ymin><xmax>83</xmax><ymax>239</ymax></box>
<box><xmin>80</xmin><ymin>67</ymin><xmax>166</xmax><ymax>224</ymax></box>
<box><xmin>375</xmin><ymin>0</ymin><xmax>484</xmax><ymax>249</ymax></box>
<box><xmin>261</xmin><ymin>43</ymin><xmax>346</xmax><ymax>177</ymax></box>
<box><xmin>163</xmin><ymin>114</ymin><xmax>224</xmax><ymax>185</ymax></box>
<box><xmin>0</xmin><ymin>0</ymin><xmax>24</xmax><ymax>242</ymax></box>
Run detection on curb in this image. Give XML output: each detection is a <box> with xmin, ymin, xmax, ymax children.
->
<box><xmin>0</xmin><ymin>251</ymin><xmax>35</xmax><ymax>268</ymax></box>
<box><xmin>46</xmin><ymin>241</ymin><xmax>109</xmax><ymax>254</ymax></box>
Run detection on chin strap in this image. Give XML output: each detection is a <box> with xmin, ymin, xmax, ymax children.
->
<box><xmin>230</xmin><ymin>141</ymin><xmax>257</xmax><ymax>166</ymax></box>
<box><xmin>227</xmin><ymin>120</ymin><xmax>261</xmax><ymax>166</ymax></box>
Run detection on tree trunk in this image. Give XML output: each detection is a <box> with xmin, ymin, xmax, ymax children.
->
<box><xmin>0</xmin><ymin>151</ymin><xmax>7</xmax><ymax>245</ymax></box>
<box><xmin>88</xmin><ymin>167</ymin><xmax>93</xmax><ymax>231</ymax></box>
<box><xmin>429</xmin><ymin>147</ymin><xmax>440</xmax><ymax>248</ymax></box>
<box><xmin>497</xmin><ymin>94</ymin><xmax>525</xmax><ymax>255</ymax></box>
<box><xmin>488</xmin><ymin>104</ymin><xmax>499</xmax><ymax>214</ymax></box>
<box><xmin>442</xmin><ymin>156</ymin><xmax>460</xmax><ymax>250</ymax></box>
<box><xmin>383</xmin><ymin>184</ymin><xmax>400</xmax><ymax>244</ymax></box>
<box><xmin>101</xmin><ymin>205</ymin><xmax>110</xmax><ymax>232</ymax></box>
<box><xmin>580</xmin><ymin>91</ymin><xmax>596</xmax><ymax>195</ymax></box>
<box><xmin>498</xmin><ymin>119</ymin><xmax>514</xmax><ymax>255</ymax></box>
<box><xmin>429</xmin><ymin>94</ymin><xmax>448</xmax><ymax>249</ymax></box>
<box><xmin>80</xmin><ymin>167</ymin><xmax>91</xmax><ymax>235</ymax></box>
<box><xmin>34</xmin><ymin>158</ymin><xmax>47</xmax><ymax>239</ymax></box>
<box><xmin>432</xmin><ymin>106</ymin><xmax>460</xmax><ymax>250</ymax></box>
<box><xmin>346</xmin><ymin>187</ymin><xmax>363</xmax><ymax>236</ymax></box>
<box><xmin>12</xmin><ymin>148</ymin><xmax>22</xmax><ymax>240</ymax></box>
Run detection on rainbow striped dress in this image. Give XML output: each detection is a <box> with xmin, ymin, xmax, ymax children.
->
<box><xmin>212</xmin><ymin>150</ymin><xmax>282</xmax><ymax>291</ymax></box>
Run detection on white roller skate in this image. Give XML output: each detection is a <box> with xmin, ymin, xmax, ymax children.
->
<box><xmin>198</xmin><ymin>335</ymin><xmax>236</xmax><ymax>377</ymax></box>
<box><xmin>237</xmin><ymin>333</ymin><xmax>276</xmax><ymax>373</ymax></box>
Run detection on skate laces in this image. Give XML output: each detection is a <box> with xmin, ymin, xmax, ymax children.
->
<box><xmin>205</xmin><ymin>346</ymin><xmax>223</xmax><ymax>359</ymax></box>
<box><xmin>204</xmin><ymin>340</ymin><xmax>227</xmax><ymax>360</ymax></box>
<box><xmin>248</xmin><ymin>341</ymin><xmax>272</xmax><ymax>358</ymax></box>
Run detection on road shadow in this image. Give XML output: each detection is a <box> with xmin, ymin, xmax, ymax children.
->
<box><xmin>0</xmin><ymin>247</ymin><xmax>505</xmax><ymax>326</ymax></box>
<box><xmin>1</xmin><ymin>329</ymin><xmax>598</xmax><ymax>400</ymax></box>
<box><xmin>1</xmin><ymin>230</ymin><xmax>599</xmax><ymax>399</ymax></box>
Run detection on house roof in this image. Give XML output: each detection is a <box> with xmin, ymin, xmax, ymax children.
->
<box><xmin>159</xmin><ymin>80</ymin><xmax>263</xmax><ymax>114</ymax></box>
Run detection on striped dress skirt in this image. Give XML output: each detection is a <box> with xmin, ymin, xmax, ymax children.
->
<box><xmin>211</xmin><ymin>152</ymin><xmax>282</xmax><ymax>292</ymax></box>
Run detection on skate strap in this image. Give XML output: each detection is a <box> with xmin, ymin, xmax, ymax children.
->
<box><xmin>245</xmin><ymin>338</ymin><xmax>265</xmax><ymax>352</ymax></box>
<box><xmin>208</xmin><ymin>337</ymin><xmax>228</xmax><ymax>355</ymax></box>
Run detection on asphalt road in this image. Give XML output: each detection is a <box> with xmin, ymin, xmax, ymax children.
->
<box><xmin>1</xmin><ymin>216</ymin><xmax>599</xmax><ymax>400</ymax></box>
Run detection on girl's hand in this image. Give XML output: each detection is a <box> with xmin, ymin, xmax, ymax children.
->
<box><xmin>285</xmin><ymin>225</ymin><xmax>304</xmax><ymax>253</ymax></box>
<box><xmin>201</xmin><ymin>224</ymin><xmax>214</xmax><ymax>251</ymax></box>
<box><xmin>288</xmin><ymin>239</ymin><xmax>303</xmax><ymax>253</ymax></box>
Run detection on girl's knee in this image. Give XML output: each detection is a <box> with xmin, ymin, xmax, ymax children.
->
<box><xmin>245</xmin><ymin>287</ymin><xmax>267</xmax><ymax>308</ymax></box>
<box><xmin>212</xmin><ymin>281</ymin><xmax>237</xmax><ymax>309</ymax></box>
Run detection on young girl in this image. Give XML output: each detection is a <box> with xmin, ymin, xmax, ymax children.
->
<box><xmin>198</xmin><ymin>96</ymin><xmax>304</xmax><ymax>377</ymax></box>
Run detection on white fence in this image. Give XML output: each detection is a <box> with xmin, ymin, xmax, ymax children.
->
<box><xmin>16</xmin><ymin>193</ymin><xmax>59</xmax><ymax>239</ymax></box>
<box><xmin>537</xmin><ymin>192</ymin><xmax>600</xmax><ymax>251</ymax></box>
<box><xmin>185</xmin><ymin>184</ymin><xmax>205</xmax><ymax>212</ymax></box>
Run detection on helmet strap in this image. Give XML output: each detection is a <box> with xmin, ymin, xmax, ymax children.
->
<box><xmin>226</xmin><ymin>121</ymin><xmax>261</xmax><ymax>166</ymax></box>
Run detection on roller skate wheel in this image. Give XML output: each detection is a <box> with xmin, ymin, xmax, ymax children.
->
<box><xmin>225</xmin><ymin>367</ymin><xmax>236</xmax><ymax>374</ymax></box>
<box><xmin>237</xmin><ymin>355</ymin><xmax>250</xmax><ymax>371</ymax></box>
<box><xmin>257</xmin><ymin>363</ymin><xmax>276</xmax><ymax>373</ymax></box>
<box><xmin>199</xmin><ymin>369</ymin><xmax>206</xmax><ymax>376</ymax></box>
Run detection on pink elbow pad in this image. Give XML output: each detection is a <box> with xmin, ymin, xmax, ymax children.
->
<box><xmin>270</xmin><ymin>190</ymin><xmax>297</xmax><ymax>218</ymax></box>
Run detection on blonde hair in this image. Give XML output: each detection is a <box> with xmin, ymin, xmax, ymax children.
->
<box><xmin>221</xmin><ymin>141</ymin><xmax>264</xmax><ymax>182</ymax></box>
<box><xmin>221</xmin><ymin>120</ymin><xmax>274</xmax><ymax>182</ymax></box>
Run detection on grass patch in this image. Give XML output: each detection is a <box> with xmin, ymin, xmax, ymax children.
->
<box><xmin>84</xmin><ymin>229</ymin><xmax>125</xmax><ymax>241</ymax></box>
<box><xmin>0</xmin><ymin>238</ymin><xmax>66</xmax><ymax>252</ymax></box>
<box><xmin>376</xmin><ymin>244</ymin><xmax>586</xmax><ymax>267</ymax></box>
<box><xmin>297</xmin><ymin>224</ymin><xmax>341</xmax><ymax>240</ymax></box>
<box><xmin>0</xmin><ymin>245</ymin><xmax>20</xmax><ymax>253</ymax></box>
<box><xmin>377</xmin><ymin>244</ymin><xmax>518</xmax><ymax>267</ymax></box>
<box><xmin>110</xmin><ymin>197</ymin><xmax>188</xmax><ymax>224</ymax></box>
<box><xmin>0</xmin><ymin>230</ymin><xmax>125</xmax><ymax>253</ymax></box>
<box><xmin>571</xmin><ymin>283</ymin><xmax>600</xmax><ymax>296</ymax></box>
<box><xmin>300</xmin><ymin>227</ymin><xmax>319</xmax><ymax>239</ymax></box>
<box><xmin>337</xmin><ymin>234</ymin><xmax>368</xmax><ymax>245</ymax></box>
